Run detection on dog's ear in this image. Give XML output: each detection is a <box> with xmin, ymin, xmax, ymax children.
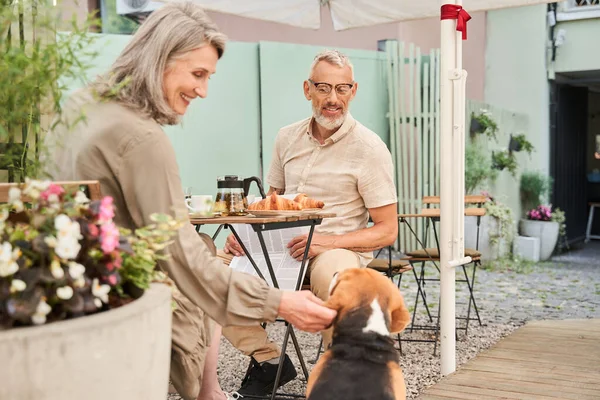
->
<box><xmin>390</xmin><ymin>301</ymin><xmax>411</xmax><ymax>333</ymax></box>
<box><xmin>385</xmin><ymin>280</ymin><xmax>411</xmax><ymax>334</ymax></box>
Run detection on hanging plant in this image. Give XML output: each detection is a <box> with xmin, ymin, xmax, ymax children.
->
<box><xmin>491</xmin><ymin>150</ymin><xmax>518</xmax><ymax>177</ymax></box>
<box><xmin>508</xmin><ymin>134</ymin><xmax>534</xmax><ymax>154</ymax></box>
<box><xmin>483</xmin><ymin>197</ymin><xmax>515</xmax><ymax>246</ymax></box>
<box><xmin>470</xmin><ymin>109</ymin><xmax>498</xmax><ymax>141</ymax></box>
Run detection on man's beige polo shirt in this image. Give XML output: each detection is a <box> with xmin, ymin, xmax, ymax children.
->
<box><xmin>266</xmin><ymin>113</ymin><xmax>398</xmax><ymax>265</ymax></box>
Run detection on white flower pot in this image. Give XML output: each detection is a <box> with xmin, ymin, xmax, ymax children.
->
<box><xmin>0</xmin><ymin>283</ymin><xmax>172</xmax><ymax>400</ymax></box>
<box><xmin>519</xmin><ymin>219</ymin><xmax>560</xmax><ymax>261</ymax></box>
<box><xmin>464</xmin><ymin>215</ymin><xmax>509</xmax><ymax>261</ymax></box>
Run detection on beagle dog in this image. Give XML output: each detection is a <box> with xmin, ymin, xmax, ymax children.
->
<box><xmin>306</xmin><ymin>268</ymin><xmax>411</xmax><ymax>400</ymax></box>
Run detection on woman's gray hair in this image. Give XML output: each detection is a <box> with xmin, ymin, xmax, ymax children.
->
<box><xmin>91</xmin><ymin>1</ymin><xmax>227</xmax><ymax>125</ymax></box>
<box><xmin>309</xmin><ymin>49</ymin><xmax>354</xmax><ymax>79</ymax></box>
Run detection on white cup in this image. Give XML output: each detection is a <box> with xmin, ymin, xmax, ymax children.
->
<box><xmin>186</xmin><ymin>195</ymin><xmax>214</xmax><ymax>216</ymax></box>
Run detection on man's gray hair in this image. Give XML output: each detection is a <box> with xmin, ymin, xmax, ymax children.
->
<box><xmin>309</xmin><ymin>49</ymin><xmax>354</xmax><ymax>79</ymax></box>
<box><xmin>91</xmin><ymin>1</ymin><xmax>227</xmax><ymax>125</ymax></box>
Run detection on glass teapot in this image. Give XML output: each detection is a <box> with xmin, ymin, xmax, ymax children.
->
<box><xmin>214</xmin><ymin>175</ymin><xmax>266</xmax><ymax>216</ymax></box>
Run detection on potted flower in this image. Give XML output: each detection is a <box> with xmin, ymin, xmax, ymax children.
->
<box><xmin>0</xmin><ymin>180</ymin><xmax>181</xmax><ymax>399</ymax></box>
<box><xmin>519</xmin><ymin>204</ymin><xmax>565</xmax><ymax>261</ymax></box>
<box><xmin>508</xmin><ymin>134</ymin><xmax>534</xmax><ymax>154</ymax></box>
<box><xmin>519</xmin><ymin>171</ymin><xmax>553</xmax><ymax>216</ymax></box>
<box><xmin>491</xmin><ymin>150</ymin><xmax>519</xmax><ymax>177</ymax></box>
<box><xmin>470</xmin><ymin>109</ymin><xmax>499</xmax><ymax>140</ymax></box>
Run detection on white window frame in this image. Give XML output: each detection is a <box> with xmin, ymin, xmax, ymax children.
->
<box><xmin>556</xmin><ymin>0</ymin><xmax>600</xmax><ymax>22</ymax></box>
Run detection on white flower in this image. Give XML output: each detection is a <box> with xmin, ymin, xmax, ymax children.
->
<box><xmin>24</xmin><ymin>179</ymin><xmax>51</xmax><ymax>200</ymax></box>
<box><xmin>73</xmin><ymin>277</ymin><xmax>85</xmax><ymax>288</ymax></box>
<box><xmin>92</xmin><ymin>278</ymin><xmax>110</xmax><ymax>304</ymax></box>
<box><xmin>0</xmin><ymin>209</ymin><xmax>8</xmax><ymax>222</ymax></box>
<box><xmin>0</xmin><ymin>242</ymin><xmax>19</xmax><ymax>277</ymax></box>
<box><xmin>54</xmin><ymin>214</ymin><xmax>72</xmax><ymax>232</ymax></box>
<box><xmin>48</xmin><ymin>193</ymin><xmax>59</xmax><ymax>203</ymax></box>
<box><xmin>56</xmin><ymin>286</ymin><xmax>74</xmax><ymax>300</ymax></box>
<box><xmin>50</xmin><ymin>260</ymin><xmax>65</xmax><ymax>279</ymax></box>
<box><xmin>54</xmin><ymin>214</ymin><xmax>83</xmax><ymax>243</ymax></box>
<box><xmin>55</xmin><ymin>237</ymin><xmax>81</xmax><ymax>260</ymax></box>
<box><xmin>12</xmin><ymin>200</ymin><xmax>24</xmax><ymax>213</ymax></box>
<box><xmin>94</xmin><ymin>298</ymin><xmax>102</xmax><ymax>308</ymax></box>
<box><xmin>8</xmin><ymin>187</ymin><xmax>21</xmax><ymax>202</ymax></box>
<box><xmin>68</xmin><ymin>262</ymin><xmax>86</xmax><ymax>279</ymax></box>
<box><xmin>44</xmin><ymin>236</ymin><xmax>58</xmax><ymax>248</ymax></box>
<box><xmin>10</xmin><ymin>279</ymin><xmax>26</xmax><ymax>293</ymax></box>
<box><xmin>31</xmin><ymin>299</ymin><xmax>52</xmax><ymax>325</ymax></box>
<box><xmin>74</xmin><ymin>191</ymin><xmax>90</xmax><ymax>205</ymax></box>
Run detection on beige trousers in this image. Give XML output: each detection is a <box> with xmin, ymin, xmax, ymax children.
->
<box><xmin>169</xmin><ymin>233</ymin><xmax>217</xmax><ymax>400</ymax></box>
<box><xmin>222</xmin><ymin>248</ymin><xmax>362</xmax><ymax>362</ymax></box>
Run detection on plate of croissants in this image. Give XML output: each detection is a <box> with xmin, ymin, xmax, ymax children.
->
<box><xmin>247</xmin><ymin>193</ymin><xmax>325</xmax><ymax>216</ymax></box>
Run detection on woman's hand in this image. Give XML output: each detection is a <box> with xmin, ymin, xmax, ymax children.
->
<box><xmin>277</xmin><ymin>291</ymin><xmax>336</xmax><ymax>333</ymax></box>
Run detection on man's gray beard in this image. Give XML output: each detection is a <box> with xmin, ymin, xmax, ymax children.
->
<box><xmin>313</xmin><ymin>105</ymin><xmax>347</xmax><ymax>131</ymax></box>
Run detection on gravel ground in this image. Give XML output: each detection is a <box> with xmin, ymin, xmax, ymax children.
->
<box><xmin>168</xmin><ymin>242</ymin><xmax>600</xmax><ymax>400</ymax></box>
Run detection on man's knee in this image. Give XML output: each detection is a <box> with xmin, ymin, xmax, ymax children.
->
<box><xmin>309</xmin><ymin>249</ymin><xmax>361</xmax><ymax>300</ymax></box>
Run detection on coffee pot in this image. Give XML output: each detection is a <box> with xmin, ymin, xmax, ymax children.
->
<box><xmin>214</xmin><ymin>175</ymin><xmax>266</xmax><ymax>216</ymax></box>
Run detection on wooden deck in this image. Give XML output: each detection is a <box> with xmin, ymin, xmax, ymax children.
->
<box><xmin>418</xmin><ymin>319</ymin><xmax>600</xmax><ymax>400</ymax></box>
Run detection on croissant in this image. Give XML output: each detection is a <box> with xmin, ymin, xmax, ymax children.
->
<box><xmin>294</xmin><ymin>193</ymin><xmax>325</xmax><ymax>209</ymax></box>
<box><xmin>248</xmin><ymin>193</ymin><xmax>303</xmax><ymax>211</ymax></box>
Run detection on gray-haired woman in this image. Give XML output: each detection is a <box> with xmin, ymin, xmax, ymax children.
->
<box><xmin>46</xmin><ymin>2</ymin><xmax>336</xmax><ymax>400</ymax></box>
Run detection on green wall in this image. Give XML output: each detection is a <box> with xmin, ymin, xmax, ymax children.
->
<box><xmin>61</xmin><ymin>34</ymin><xmax>390</xmax><ymax>244</ymax></box>
<box><xmin>484</xmin><ymin>4</ymin><xmax>550</xmax><ymax>219</ymax></box>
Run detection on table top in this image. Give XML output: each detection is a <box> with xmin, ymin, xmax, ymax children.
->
<box><xmin>190</xmin><ymin>211</ymin><xmax>337</xmax><ymax>225</ymax></box>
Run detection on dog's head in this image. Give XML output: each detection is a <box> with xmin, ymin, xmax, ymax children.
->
<box><xmin>326</xmin><ymin>268</ymin><xmax>410</xmax><ymax>335</ymax></box>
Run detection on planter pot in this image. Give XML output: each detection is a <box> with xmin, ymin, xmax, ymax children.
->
<box><xmin>509</xmin><ymin>135</ymin><xmax>522</xmax><ymax>152</ymax></box>
<box><xmin>465</xmin><ymin>215</ymin><xmax>509</xmax><ymax>261</ymax></box>
<box><xmin>470</xmin><ymin>118</ymin><xmax>484</xmax><ymax>134</ymax></box>
<box><xmin>519</xmin><ymin>219</ymin><xmax>560</xmax><ymax>261</ymax></box>
<box><xmin>0</xmin><ymin>283</ymin><xmax>172</xmax><ymax>400</ymax></box>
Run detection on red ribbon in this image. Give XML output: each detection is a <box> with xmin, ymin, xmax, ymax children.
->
<box><xmin>441</xmin><ymin>4</ymin><xmax>472</xmax><ymax>40</ymax></box>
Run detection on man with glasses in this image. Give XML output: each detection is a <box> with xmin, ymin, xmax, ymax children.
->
<box><xmin>222</xmin><ymin>49</ymin><xmax>399</xmax><ymax>397</ymax></box>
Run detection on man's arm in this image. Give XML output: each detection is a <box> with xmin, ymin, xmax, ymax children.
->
<box><xmin>267</xmin><ymin>186</ymin><xmax>285</xmax><ymax>195</ymax></box>
<box><xmin>287</xmin><ymin>202</ymin><xmax>398</xmax><ymax>259</ymax></box>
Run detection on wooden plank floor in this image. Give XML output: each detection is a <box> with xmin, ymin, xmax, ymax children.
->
<box><xmin>418</xmin><ymin>319</ymin><xmax>600</xmax><ymax>400</ymax></box>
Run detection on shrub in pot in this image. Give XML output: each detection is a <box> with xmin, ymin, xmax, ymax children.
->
<box><xmin>0</xmin><ymin>0</ymin><xmax>99</xmax><ymax>182</ymax></box>
<box><xmin>0</xmin><ymin>180</ymin><xmax>181</xmax><ymax>399</ymax></box>
<box><xmin>519</xmin><ymin>205</ymin><xmax>566</xmax><ymax>260</ymax></box>
<box><xmin>469</xmin><ymin>109</ymin><xmax>498</xmax><ymax>140</ymax></box>
<box><xmin>519</xmin><ymin>171</ymin><xmax>553</xmax><ymax>218</ymax></box>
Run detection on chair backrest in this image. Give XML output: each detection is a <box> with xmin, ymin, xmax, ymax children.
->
<box><xmin>0</xmin><ymin>180</ymin><xmax>102</xmax><ymax>203</ymax></box>
<box><xmin>422</xmin><ymin>195</ymin><xmax>488</xmax><ymax>206</ymax></box>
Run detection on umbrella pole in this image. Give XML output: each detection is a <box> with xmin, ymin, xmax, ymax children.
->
<box><xmin>439</xmin><ymin>0</ymin><xmax>469</xmax><ymax>376</ymax></box>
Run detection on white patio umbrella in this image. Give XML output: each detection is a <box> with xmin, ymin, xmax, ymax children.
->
<box><xmin>182</xmin><ymin>0</ymin><xmax>555</xmax><ymax>376</ymax></box>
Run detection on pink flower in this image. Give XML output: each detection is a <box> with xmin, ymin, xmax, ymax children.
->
<box><xmin>105</xmin><ymin>251</ymin><xmax>122</xmax><ymax>271</ymax></box>
<box><xmin>106</xmin><ymin>274</ymin><xmax>117</xmax><ymax>286</ymax></box>
<box><xmin>100</xmin><ymin>222</ymin><xmax>120</xmax><ymax>254</ymax></box>
<box><xmin>88</xmin><ymin>223</ymin><xmax>99</xmax><ymax>238</ymax></box>
<box><xmin>98</xmin><ymin>196</ymin><xmax>115</xmax><ymax>223</ymax></box>
<box><xmin>40</xmin><ymin>184</ymin><xmax>65</xmax><ymax>202</ymax></box>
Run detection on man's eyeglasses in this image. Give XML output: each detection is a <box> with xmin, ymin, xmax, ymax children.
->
<box><xmin>308</xmin><ymin>79</ymin><xmax>355</xmax><ymax>96</ymax></box>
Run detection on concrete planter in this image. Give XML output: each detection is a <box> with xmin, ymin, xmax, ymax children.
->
<box><xmin>0</xmin><ymin>283</ymin><xmax>172</xmax><ymax>400</ymax></box>
<box><xmin>519</xmin><ymin>219</ymin><xmax>560</xmax><ymax>261</ymax></box>
<box><xmin>465</xmin><ymin>215</ymin><xmax>509</xmax><ymax>261</ymax></box>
